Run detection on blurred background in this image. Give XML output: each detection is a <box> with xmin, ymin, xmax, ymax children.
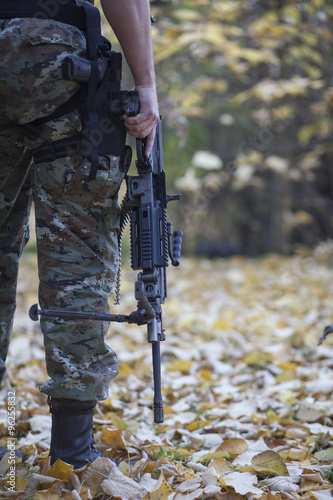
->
<box><xmin>97</xmin><ymin>0</ymin><xmax>333</xmax><ymax>258</ymax></box>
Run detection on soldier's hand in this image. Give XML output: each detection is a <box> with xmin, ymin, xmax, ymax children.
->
<box><xmin>123</xmin><ymin>85</ymin><xmax>159</xmax><ymax>157</ymax></box>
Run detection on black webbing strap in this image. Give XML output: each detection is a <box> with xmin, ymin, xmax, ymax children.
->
<box><xmin>32</xmin><ymin>136</ymin><xmax>83</xmax><ymax>165</ymax></box>
<box><xmin>0</xmin><ymin>0</ymin><xmax>86</xmax><ymax>31</ymax></box>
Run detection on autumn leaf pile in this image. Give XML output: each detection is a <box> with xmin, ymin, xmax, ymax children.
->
<box><xmin>2</xmin><ymin>244</ymin><xmax>333</xmax><ymax>499</ymax></box>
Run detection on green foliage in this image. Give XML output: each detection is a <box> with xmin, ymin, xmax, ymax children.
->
<box><xmin>326</xmin><ymin>470</ymin><xmax>333</xmax><ymax>484</ymax></box>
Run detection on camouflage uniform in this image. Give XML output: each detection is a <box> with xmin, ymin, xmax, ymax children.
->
<box><xmin>0</xmin><ymin>13</ymin><xmax>124</xmax><ymax>401</ymax></box>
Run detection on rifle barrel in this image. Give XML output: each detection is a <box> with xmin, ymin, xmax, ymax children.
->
<box><xmin>152</xmin><ymin>341</ymin><xmax>164</xmax><ymax>423</ymax></box>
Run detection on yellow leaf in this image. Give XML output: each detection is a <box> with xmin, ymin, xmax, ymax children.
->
<box><xmin>251</xmin><ymin>450</ymin><xmax>289</xmax><ymax>477</ymax></box>
<box><xmin>144</xmin><ymin>473</ymin><xmax>173</xmax><ymax>499</ymax></box>
<box><xmin>167</xmin><ymin>360</ymin><xmax>193</xmax><ymax>372</ymax></box>
<box><xmin>260</xmin><ymin>494</ymin><xmax>281</xmax><ymax>500</ymax></box>
<box><xmin>213</xmin><ymin>319</ymin><xmax>233</xmax><ymax>330</ymax></box>
<box><xmin>33</xmin><ymin>491</ymin><xmax>63</xmax><ymax>500</ymax></box>
<box><xmin>196</xmin><ymin>77</ymin><xmax>228</xmax><ymax>94</ymax></box>
<box><xmin>187</xmin><ymin>419</ymin><xmax>210</xmax><ymax>432</ymax></box>
<box><xmin>201</xmin><ymin>24</ymin><xmax>227</xmax><ymax>47</ymax></box>
<box><xmin>118</xmin><ymin>461</ymin><xmax>133</xmax><ymax>476</ymax></box>
<box><xmin>173</xmin><ymin>9</ymin><xmax>202</xmax><ymax>22</ymax></box>
<box><xmin>145</xmin><ymin>445</ymin><xmax>192</xmax><ymax>459</ymax></box>
<box><xmin>266</xmin><ymin>410</ymin><xmax>279</xmax><ymax>422</ymax></box>
<box><xmin>111</xmin><ymin>414</ymin><xmax>128</xmax><ymax>430</ymax></box>
<box><xmin>154</xmin><ymin>44</ymin><xmax>181</xmax><ymax>64</ymax></box>
<box><xmin>44</xmin><ymin>458</ymin><xmax>74</xmax><ymax>481</ymax></box>
<box><xmin>282</xmin><ymin>5</ymin><xmax>301</xmax><ymax>23</ymax></box>
<box><xmin>200</xmin><ymin>369</ymin><xmax>213</xmax><ymax>382</ymax></box>
<box><xmin>198</xmin><ymin>451</ymin><xmax>230</xmax><ymax>462</ymax></box>
<box><xmin>101</xmin><ymin>427</ymin><xmax>127</xmax><ymax>450</ymax></box>
<box><xmin>279</xmin><ymin>362</ymin><xmax>298</xmax><ymax>370</ymax></box>
<box><xmin>314</xmin><ymin>447</ymin><xmax>333</xmax><ymax>461</ymax></box>
<box><xmin>197</xmin><ymin>402</ymin><xmax>215</xmax><ymax>411</ymax></box>
<box><xmin>286</xmin><ymin>448</ymin><xmax>307</xmax><ymax>461</ymax></box>
<box><xmin>217</xmin><ymin>438</ymin><xmax>249</xmax><ymax>459</ymax></box>
<box><xmin>118</xmin><ymin>362</ymin><xmax>134</xmax><ymax>377</ymax></box>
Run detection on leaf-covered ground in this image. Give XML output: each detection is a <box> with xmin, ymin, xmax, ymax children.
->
<box><xmin>2</xmin><ymin>243</ymin><xmax>333</xmax><ymax>499</ymax></box>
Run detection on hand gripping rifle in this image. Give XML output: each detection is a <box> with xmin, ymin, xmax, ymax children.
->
<box><xmin>29</xmin><ymin>119</ymin><xmax>183</xmax><ymax>424</ymax></box>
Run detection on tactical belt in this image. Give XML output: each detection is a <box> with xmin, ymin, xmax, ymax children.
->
<box><xmin>0</xmin><ymin>0</ymin><xmax>86</xmax><ymax>32</ymax></box>
<box><xmin>32</xmin><ymin>136</ymin><xmax>84</xmax><ymax>164</ymax></box>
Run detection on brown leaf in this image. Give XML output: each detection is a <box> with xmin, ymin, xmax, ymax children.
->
<box><xmin>264</xmin><ymin>437</ymin><xmax>288</xmax><ymax>449</ymax></box>
<box><xmin>31</xmin><ymin>492</ymin><xmax>62</xmax><ymax>500</ymax></box>
<box><xmin>219</xmin><ymin>490</ymin><xmax>244</xmax><ymax>500</ymax></box>
<box><xmin>208</xmin><ymin>457</ymin><xmax>233</xmax><ymax>475</ymax></box>
<box><xmin>259</xmin><ymin>494</ymin><xmax>282</xmax><ymax>500</ymax></box>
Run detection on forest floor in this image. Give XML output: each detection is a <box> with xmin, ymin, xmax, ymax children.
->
<box><xmin>1</xmin><ymin>243</ymin><xmax>333</xmax><ymax>499</ymax></box>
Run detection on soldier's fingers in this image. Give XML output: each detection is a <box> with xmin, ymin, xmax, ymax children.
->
<box><xmin>125</xmin><ymin>123</ymin><xmax>151</xmax><ymax>141</ymax></box>
<box><xmin>144</xmin><ymin>128</ymin><xmax>156</xmax><ymax>157</ymax></box>
<box><xmin>124</xmin><ymin>116</ymin><xmax>153</xmax><ymax>137</ymax></box>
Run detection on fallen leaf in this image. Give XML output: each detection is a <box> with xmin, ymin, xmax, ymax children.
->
<box><xmin>44</xmin><ymin>459</ymin><xmax>74</xmax><ymax>482</ymax></box>
<box><xmin>261</xmin><ymin>476</ymin><xmax>299</xmax><ymax>493</ymax></box>
<box><xmin>219</xmin><ymin>490</ymin><xmax>244</xmax><ymax>500</ymax></box>
<box><xmin>285</xmin><ymin>426</ymin><xmax>309</xmax><ymax>439</ymax></box>
<box><xmin>175</xmin><ymin>478</ymin><xmax>202</xmax><ymax>493</ymax></box>
<box><xmin>101</xmin><ymin>461</ymin><xmax>147</xmax><ymax>499</ymax></box>
<box><xmin>220</xmin><ymin>471</ymin><xmax>263</xmax><ymax>496</ymax></box>
<box><xmin>208</xmin><ymin>456</ymin><xmax>233</xmax><ymax>475</ymax></box>
<box><xmin>101</xmin><ymin>427</ymin><xmax>127</xmax><ymax>450</ymax></box>
<box><xmin>296</xmin><ymin>403</ymin><xmax>326</xmax><ymax>422</ymax></box>
<box><xmin>264</xmin><ymin>437</ymin><xmax>288</xmax><ymax>449</ymax></box>
<box><xmin>174</xmin><ymin>490</ymin><xmax>204</xmax><ymax>500</ymax></box>
<box><xmin>32</xmin><ymin>492</ymin><xmax>62</xmax><ymax>500</ymax></box>
<box><xmin>314</xmin><ymin>448</ymin><xmax>333</xmax><ymax>461</ymax></box>
<box><xmin>143</xmin><ymin>473</ymin><xmax>173</xmax><ymax>500</ymax></box>
<box><xmin>186</xmin><ymin>461</ymin><xmax>208</xmax><ymax>472</ymax></box>
<box><xmin>217</xmin><ymin>438</ymin><xmax>249</xmax><ymax>459</ymax></box>
<box><xmin>259</xmin><ymin>493</ymin><xmax>283</xmax><ymax>500</ymax></box>
<box><xmin>286</xmin><ymin>447</ymin><xmax>307</xmax><ymax>461</ymax></box>
<box><xmin>251</xmin><ymin>450</ymin><xmax>289</xmax><ymax>476</ymax></box>
<box><xmin>311</xmin><ymin>490</ymin><xmax>333</xmax><ymax>499</ymax></box>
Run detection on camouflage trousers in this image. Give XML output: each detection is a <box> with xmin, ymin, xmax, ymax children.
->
<box><xmin>0</xmin><ymin>18</ymin><xmax>125</xmax><ymax>401</ymax></box>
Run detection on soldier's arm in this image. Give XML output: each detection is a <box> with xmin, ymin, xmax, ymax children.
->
<box><xmin>100</xmin><ymin>0</ymin><xmax>159</xmax><ymax>156</ymax></box>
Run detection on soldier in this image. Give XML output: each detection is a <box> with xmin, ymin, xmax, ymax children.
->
<box><xmin>0</xmin><ymin>0</ymin><xmax>159</xmax><ymax>468</ymax></box>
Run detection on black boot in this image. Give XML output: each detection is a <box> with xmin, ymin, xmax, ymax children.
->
<box><xmin>48</xmin><ymin>397</ymin><xmax>111</xmax><ymax>469</ymax></box>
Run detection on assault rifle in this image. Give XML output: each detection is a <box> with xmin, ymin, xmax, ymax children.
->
<box><xmin>30</xmin><ymin>119</ymin><xmax>183</xmax><ymax>424</ymax></box>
